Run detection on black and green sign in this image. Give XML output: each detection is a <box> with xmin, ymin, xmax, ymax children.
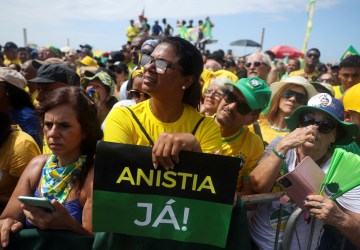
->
<box><xmin>93</xmin><ymin>141</ymin><xmax>241</xmax><ymax>248</ymax></box>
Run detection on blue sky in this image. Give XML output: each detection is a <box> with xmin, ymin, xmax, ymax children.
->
<box><xmin>1</xmin><ymin>0</ymin><xmax>359</xmax><ymax>63</ymax></box>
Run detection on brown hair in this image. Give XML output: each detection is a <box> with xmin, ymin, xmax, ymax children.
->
<box><xmin>37</xmin><ymin>87</ymin><xmax>103</xmax><ymax>189</ymax></box>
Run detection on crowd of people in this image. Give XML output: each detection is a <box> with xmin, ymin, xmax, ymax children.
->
<box><xmin>0</xmin><ymin>33</ymin><xmax>360</xmax><ymax>249</ymax></box>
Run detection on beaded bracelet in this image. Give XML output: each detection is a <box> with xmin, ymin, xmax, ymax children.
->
<box><xmin>272</xmin><ymin>148</ymin><xmax>286</xmax><ymax>160</ymax></box>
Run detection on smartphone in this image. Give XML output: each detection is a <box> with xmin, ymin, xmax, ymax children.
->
<box><xmin>276</xmin><ymin>156</ymin><xmax>325</xmax><ymax>210</ymax></box>
<box><xmin>18</xmin><ymin>196</ymin><xmax>55</xmax><ymax>212</ymax></box>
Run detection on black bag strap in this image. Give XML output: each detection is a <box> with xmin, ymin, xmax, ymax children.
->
<box><xmin>125</xmin><ymin>107</ymin><xmax>205</xmax><ymax>146</ymax></box>
<box><xmin>125</xmin><ymin>107</ymin><xmax>154</xmax><ymax>146</ymax></box>
<box><xmin>191</xmin><ymin>116</ymin><xmax>206</xmax><ymax>135</ymax></box>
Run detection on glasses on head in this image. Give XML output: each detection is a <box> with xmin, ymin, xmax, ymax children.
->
<box><xmin>129</xmin><ymin>89</ymin><xmax>150</xmax><ymax>99</ymax></box>
<box><xmin>281</xmin><ymin>89</ymin><xmax>307</xmax><ymax>104</ymax></box>
<box><xmin>299</xmin><ymin>113</ymin><xmax>337</xmax><ymax>134</ymax></box>
<box><xmin>306</xmin><ymin>53</ymin><xmax>320</xmax><ymax>59</ymax></box>
<box><xmin>245</xmin><ymin>61</ymin><xmax>264</xmax><ymax>68</ymax></box>
<box><xmin>140</xmin><ymin>54</ymin><xmax>179</xmax><ymax>74</ymax></box>
<box><xmin>223</xmin><ymin>90</ymin><xmax>253</xmax><ymax>115</ymax></box>
<box><xmin>204</xmin><ymin>88</ymin><xmax>224</xmax><ymax>98</ymax></box>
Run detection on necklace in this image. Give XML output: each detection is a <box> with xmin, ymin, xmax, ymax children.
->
<box><xmin>267</xmin><ymin>121</ymin><xmax>290</xmax><ymax>132</ymax></box>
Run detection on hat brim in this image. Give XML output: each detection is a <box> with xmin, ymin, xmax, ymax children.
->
<box><xmin>270</xmin><ymin>81</ymin><xmax>318</xmax><ymax>99</ymax></box>
<box><xmin>311</xmin><ymin>82</ymin><xmax>334</xmax><ymax>96</ymax></box>
<box><xmin>285</xmin><ymin>106</ymin><xmax>358</xmax><ymax>145</ymax></box>
<box><xmin>28</xmin><ymin>77</ymin><xmax>56</xmax><ymax>83</ymax></box>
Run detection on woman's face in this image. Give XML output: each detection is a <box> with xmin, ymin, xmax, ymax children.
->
<box><xmin>279</xmin><ymin>85</ymin><xmax>307</xmax><ymax>116</ymax></box>
<box><xmin>299</xmin><ymin>111</ymin><xmax>337</xmax><ymax>150</ymax></box>
<box><xmin>86</xmin><ymin>79</ymin><xmax>108</xmax><ymax>102</ymax></box>
<box><xmin>203</xmin><ymin>83</ymin><xmax>224</xmax><ymax>116</ymax></box>
<box><xmin>44</xmin><ymin>104</ymin><xmax>85</xmax><ymax>164</ymax></box>
<box><xmin>142</xmin><ymin>43</ymin><xmax>190</xmax><ymax>98</ymax></box>
<box><xmin>131</xmin><ymin>75</ymin><xmax>149</xmax><ymax>103</ymax></box>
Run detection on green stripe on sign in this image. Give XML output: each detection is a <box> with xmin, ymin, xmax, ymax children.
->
<box><xmin>93</xmin><ymin>190</ymin><xmax>233</xmax><ymax>248</ymax></box>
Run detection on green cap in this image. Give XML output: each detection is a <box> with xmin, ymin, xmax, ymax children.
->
<box><xmin>225</xmin><ymin>76</ymin><xmax>271</xmax><ymax>111</ymax></box>
<box><xmin>85</xmin><ymin>71</ymin><xmax>115</xmax><ymax>95</ymax></box>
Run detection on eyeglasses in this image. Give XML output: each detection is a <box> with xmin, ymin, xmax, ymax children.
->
<box><xmin>306</xmin><ymin>53</ymin><xmax>320</xmax><ymax>59</ymax></box>
<box><xmin>299</xmin><ymin>114</ymin><xmax>337</xmax><ymax>134</ymax></box>
<box><xmin>281</xmin><ymin>89</ymin><xmax>307</xmax><ymax>104</ymax></box>
<box><xmin>319</xmin><ymin>78</ymin><xmax>334</xmax><ymax>84</ymax></box>
<box><xmin>140</xmin><ymin>54</ymin><xmax>179</xmax><ymax>74</ymax></box>
<box><xmin>223</xmin><ymin>90</ymin><xmax>253</xmax><ymax>115</ymax></box>
<box><xmin>204</xmin><ymin>88</ymin><xmax>224</xmax><ymax>98</ymax></box>
<box><xmin>129</xmin><ymin>89</ymin><xmax>150</xmax><ymax>99</ymax></box>
<box><xmin>245</xmin><ymin>61</ymin><xmax>265</xmax><ymax>68</ymax></box>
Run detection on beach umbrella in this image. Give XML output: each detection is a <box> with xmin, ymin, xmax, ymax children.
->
<box><xmin>230</xmin><ymin>39</ymin><xmax>261</xmax><ymax>47</ymax></box>
<box><xmin>319</xmin><ymin>148</ymin><xmax>360</xmax><ymax>200</ymax></box>
<box><xmin>269</xmin><ymin>45</ymin><xmax>304</xmax><ymax>59</ymax></box>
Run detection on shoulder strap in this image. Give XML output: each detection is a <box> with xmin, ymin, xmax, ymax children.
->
<box><xmin>253</xmin><ymin>121</ymin><xmax>267</xmax><ymax>147</ymax></box>
<box><xmin>125</xmin><ymin>107</ymin><xmax>154</xmax><ymax>146</ymax></box>
<box><xmin>191</xmin><ymin>116</ymin><xmax>206</xmax><ymax>135</ymax></box>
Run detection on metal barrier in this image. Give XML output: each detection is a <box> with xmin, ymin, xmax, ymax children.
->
<box><xmin>241</xmin><ymin>193</ymin><xmax>319</xmax><ymax>250</ymax></box>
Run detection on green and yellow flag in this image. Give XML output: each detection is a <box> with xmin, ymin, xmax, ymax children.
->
<box><xmin>340</xmin><ymin>45</ymin><xmax>359</xmax><ymax>61</ymax></box>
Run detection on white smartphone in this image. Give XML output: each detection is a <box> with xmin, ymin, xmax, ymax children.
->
<box><xmin>18</xmin><ymin>196</ymin><xmax>55</xmax><ymax>212</ymax></box>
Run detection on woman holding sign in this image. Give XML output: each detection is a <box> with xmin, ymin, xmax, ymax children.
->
<box><xmin>0</xmin><ymin>87</ymin><xmax>103</xmax><ymax>248</ymax></box>
<box><xmin>249</xmin><ymin>93</ymin><xmax>358</xmax><ymax>250</ymax></box>
<box><xmin>104</xmin><ymin>37</ymin><xmax>221</xmax><ymax>169</ymax></box>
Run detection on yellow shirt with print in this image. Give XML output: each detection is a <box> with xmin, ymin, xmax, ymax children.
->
<box><xmin>220</xmin><ymin>126</ymin><xmax>264</xmax><ymax>191</ymax></box>
<box><xmin>104</xmin><ymin>99</ymin><xmax>221</xmax><ymax>153</ymax></box>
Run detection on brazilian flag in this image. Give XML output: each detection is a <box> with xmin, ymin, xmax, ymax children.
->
<box><xmin>340</xmin><ymin>45</ymin><xmax>359</xmax><ymax>61</ymax></box>
<box><xmin>93</xmin><ymin>142</ymin><xmax>241</xmax><ymax>248</ymax></box>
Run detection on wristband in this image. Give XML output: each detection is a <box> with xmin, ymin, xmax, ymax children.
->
<box><xmin>272</xmin><ymin>148</ymin><xmax>286</xmax><ymax>160</ymax></box>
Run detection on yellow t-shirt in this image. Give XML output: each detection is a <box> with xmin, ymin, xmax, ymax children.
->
<box><xmin>3</xmin><ymin>57</ymin><xmax>21</xmax><ymax>66</ymax></box>
<box><xmin>220</xmin><ymin>126</ymin><xmax>264</xmax><ymax>191</ymax></box>
<box><xmin>333</xmin><ymin>85</ymin><xmax>343</xmax><ymax>99</ymax></box>
<box><xmin>249</xmin><ymin>119</ymin><xmax>290</xmax><ymax>146</ymax></box>
<box><xmin>289</xmin><ymin>69</ymin><xmax>320</xmax><ymax>82</ymax></box>
<box><xmin>0</xmin><ymin>128</ymin><xmax>41</xmax><ymax>197</ymax></box>
<box><xmin>126</xmin><ymin>25</ymin><xmax>139</xmax><ymax>42</ymax></box>
<box><xmin>104</xmin><ymin>99</ymin><xmax>221</xmax><ymax>153</ymax></box>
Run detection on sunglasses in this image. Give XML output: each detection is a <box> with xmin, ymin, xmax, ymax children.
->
<box><xmin>140</xmin><ymin>54</ymin><xmax>179</xmax><ymax>74</ymax></box>
<box><xmin>299</xmin><ymin>114</ymin><xmax>337</xmax><ymax>134</ymax></box>
<box><xmin>282</xmin><ymin>89</ymin><xmax>307</xmax><ymax>104</ymax></box>
<box><xmin>223</xmin><ymin>90</ymin><xmax>252</xmax><ymax>115</ymax></box>
<box><xmin>129</xmin><ymin>89</ymin><xmax>150</xmax><ymax>99</ymax></box>
<box><xmin>204</xmin><ymin>88</ymin><xmax>224</xmax><ymax>98</ymax></box>
<box><xmin>245</xmin><ymin>61</ymin><xmax>265</xmax><ymax>68</ymax></box>
<box><xmin>306</xmin><ymin>53</ymin><xmax>320</xmax><ymax>59</ymax></box>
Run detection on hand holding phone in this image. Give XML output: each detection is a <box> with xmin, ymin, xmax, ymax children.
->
<box><xmin>18</xmin><ymin>196</ymin><xmax>55</xmax><ymax>212</ymax></box>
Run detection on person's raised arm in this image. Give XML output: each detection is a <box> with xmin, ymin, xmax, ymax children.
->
<box><xmin>250</xmin><ymin>126</ymin><xmax>317</xmax><ymax>193</ymax></box>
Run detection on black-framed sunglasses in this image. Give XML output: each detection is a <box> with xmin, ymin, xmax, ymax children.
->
<box><xmin>223</xmin><ymin>90</ymin><xmax>252</xmax><ymax>115</ymax></box>
<box><xmin>129</xmin><ymin>89</ymin><xmax>150</xmax><ymax>99</ymax></box>
<box><xmin>282</xmin><ymin>89</ymin><xmax>307</xmax><ymax>104</ymax></box>
<box><xmin>245</xmin><ymin>61</ymin><xmax>264</xmax><ymax>68</ymax></box>
<box><xmin>306</xmin><ymin>53</ymin><xmax>320</xmax><ymax>59</ymax></box>
<box><xmin>140</xmin><ymin>54</ymin><xmax>178</xmax><ymax>74</ymax></box>
<box><xmin>299</xmin><ymin>113</ymin><xmax>337</xmax><ymax>134</ymax></box>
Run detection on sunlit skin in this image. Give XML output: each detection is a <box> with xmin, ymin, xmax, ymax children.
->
<box><xmin>215</xmin><ymin>88</ymin><xmax>259</xmax><ymax>137</ymax></box>
<box><xmin>44</xmin><ymin>104</ymin><xmax>85</xmax><ymax>167</ymax></box>
<box><xmin>131</xmin><ymin>75</ymin><xmax>148</xmax><ymax>103</ymax></box>
<box><xmin>202</xmin><ymin>84</ymin><xmax>224</xmax><ymax>116</ymax></box>
<box><xmin>246</xmin><ymin>55</ymin><xmax>270</xmax><ymax>80</ymax></box>
<box><xmin>278</xmin><ymin>86</ymin><xmax>307</xmax><ymax>116</ymax></box>
<box><xmin>338</xmin><ymin>67</ymin><xmax>360</xmax><ymax>91</ymax></box>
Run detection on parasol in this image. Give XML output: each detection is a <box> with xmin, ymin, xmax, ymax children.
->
<box><xmin>269</xmin><ymin>45</ymin><xmax>304</xmax><ymax>59</ymax></box>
